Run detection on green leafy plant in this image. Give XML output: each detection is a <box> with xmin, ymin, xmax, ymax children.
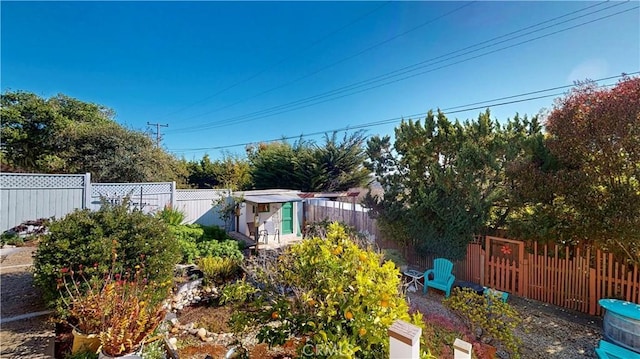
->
<box><xmin>197</xmin><ymin>240</ymin><xmax>243</xmax><ymax>261</ymax></box>
<box><xmin>141</xmin><ymin>338</ymin><xmax>167</xmax><ymax>359</ymax></box>
<box><xmin>220</xmin><ymin>279</ymin><xmax>258</xmax><ymax>305</ymax></box>
<box><xmin>443</xmin><ymin>287</ymin><xmax>523</xmax><ymax>358</ymax></box>
<box><xmin>0</xmin><ymin>232</ymin><xmax>24</xmax><ymax>247</ymax></box>
<box><xmin>155</xmin><ymin>205</ymin><xmax>185</xmax><ymax>226</ymax></box>
<box><xmin>197</xmin><ymin>256</ymin><xmax>241</xmax><ymax>285</ymax></box>
<box><xmin>33</xmin><ymin>199</ymin><xmax>181</xmax><ymax>306</ymax></box>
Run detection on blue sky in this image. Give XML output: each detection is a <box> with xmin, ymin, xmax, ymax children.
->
<box><xmin>2</xmin><ymin>1</ymin><xmax>639</xmax><ymax>161</ymax></box>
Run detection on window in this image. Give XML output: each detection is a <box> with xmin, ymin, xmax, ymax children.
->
<box><xmin>257</xmin><ymin>203</ymin><xmax>270</xmax><ymax>212</ymax></box>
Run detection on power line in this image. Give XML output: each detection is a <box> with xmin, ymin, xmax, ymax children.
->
<box><xmin>156</xmin><ymin>2</ymin><xmax>391</xmax><ymax>122</ymax></box>
<box><xmin>167</xmin><ymin>2</ymin><xmax>476</xmax><ymax>126</ymax></box>
<box><xmin>147</xmin><ymin>122</ymin><xmax>169</xmax><ymax>147</ymax></box>
<box><xmin>168</xmin><ymin>72</ymin><xmax>637</xmax><ymax>153</ymax></box>
<box><xmin>169</xmin><ymin>1</ymin><xmax>631</xmax><ymax>134</ymax></box>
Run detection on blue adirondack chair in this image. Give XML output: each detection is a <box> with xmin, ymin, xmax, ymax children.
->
<box><xmin>423</xmin><ymin>258</ymin><xmax>456</xmax><ymax>297</ymax></box>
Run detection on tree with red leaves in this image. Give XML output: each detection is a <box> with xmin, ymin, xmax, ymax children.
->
<box><xmin>544</xmin><ymin>76</ymin><xmax>640</xmax><ymax>264</ymax></box>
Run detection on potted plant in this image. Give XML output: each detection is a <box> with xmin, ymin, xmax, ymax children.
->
<box><xmin>60</xmin><ymin>265</ymin><xmax>170</xmax><ymax>358</ymax></box>
<box><xmin>59</xmin><ymin>266</ymin><xmax>106</xmax><ymax>354</ymax></box>
<box><xmin>97</xmin><ymin>271</ymin><xmax>169</xmax><ymax>358</ymax></box>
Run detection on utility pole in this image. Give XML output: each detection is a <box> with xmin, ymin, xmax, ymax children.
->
<box><xmin>147</xmin><ymin>122</ymin><xmax>168</xmax><ymax>147</ymax></box>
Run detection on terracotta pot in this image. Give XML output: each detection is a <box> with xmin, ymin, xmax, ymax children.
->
<box><xmin>71</xmin><ymin>329</ymin><xmax>101</xmax><ymax>354</ymax></box>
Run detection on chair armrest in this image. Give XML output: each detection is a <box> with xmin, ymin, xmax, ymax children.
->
<box><xmin>424</xmin><ymin>269</ymin><xmax>434</xmax><ymax>281</ymax></box>
<box><xmin>447</xmin><ymin>274</ymin><xmax>455</xmax><ymax>287</ymax></box>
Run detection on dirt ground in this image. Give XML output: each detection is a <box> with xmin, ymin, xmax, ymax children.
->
<box><xmin>408</xmin><ymin>290</ymin><xmax>603</xmax><ymax>359</ymax></box>
<box><xmin>0</xmin><ymin>246</ymin><xmax>55</xmax><ymax>359</ymax></box>
<box><xmin>0</xmin><ymin>246</ymin><xmax>607</xmax><ymax>359</ymax></box>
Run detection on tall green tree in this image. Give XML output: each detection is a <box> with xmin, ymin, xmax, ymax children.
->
<box><xmin>366</xmin><ymin>110</ymin><xmax>542</xmax><ymax>260</ymax></box>
<box><xmin>187</xmin><ymin>153</ymin><xmax>252</xmax><ymax>190</ymax></box>
<box><xmin>246</xmin><ymin>131</ymin><xmax>370</xmax><ymax>192</ymax></box>
<box><xmin>1</xmin><ymin>91</ymin><xmax>186</xmax><ymax>183</ymax></box>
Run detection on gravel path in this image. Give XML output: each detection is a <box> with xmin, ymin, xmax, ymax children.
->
<box><xmin>407</xmin><ymin>290</ymin><xmax>603</xmax><ymax>359</ymax></box>
<box><xmin>0</xmin><ymin>246</ymin><xmax>55</xmax><ymax>358</ymax></box>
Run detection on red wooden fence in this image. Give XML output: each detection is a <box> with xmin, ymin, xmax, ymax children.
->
<box><xmin>381</xmin><ymin>236</ymin><xmax>640</xmax><ymax>316</ymax></box>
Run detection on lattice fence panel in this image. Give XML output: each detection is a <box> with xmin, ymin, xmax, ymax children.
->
<box><xmin>1</xmin><ymin>173</ymin><xmax>85</xmax><ymax>189</ymax></box>
<box><xmin>175</xmin><ymin>189</ymin><xmax>229</xmax><ymax>201</ymax></box>
<box><xmin>91</xmin><ymin>183</ymin><xmax>173</xmax><ymax>197</ymax></box>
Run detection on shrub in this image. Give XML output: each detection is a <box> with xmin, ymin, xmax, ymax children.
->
<box><xmin>155</xmin><ymin>205</ymin><xmax>186</xmax><ymax>226</ymax></box>
<box><xmin>33</xmin><ymin>200</ymin><xmax>181</xmax><ymax>306</ymax></box>
<box><xmin>201</xmin><ymin>225</ymin><xmax>230</xmax><ymax>241</ymax></box>
<box><xmin>197</xmin><ymin>240</ymin><xmax>243</xmax><ymax>261</ymax></box>
<box><xmin>251</xmin><ymin>222</ymin><xmax>425</xmax><ymax>358</ymax></box>
<box><xmin>169</xmin><ymin>223</ymin><xmax>240</xmax><ymax>263</ymax></box>
<box><xmin>443</xmin><ymin>287</ymin><xmax>523</xmax><ymax>359</ymax></box>
<box><xmin>220</xmin><ymin>278</ymin><xmax>258</xmax><ymax>305</ymax></box>
<box><xmin>197</xmin><ymin>256</ymin><xmax>241</xmax><ymax>285</ymax></box>
<box><xmin>1</xmin><ymin>232</ymin><xmax>24</xmax><ymax>247</ymax></box>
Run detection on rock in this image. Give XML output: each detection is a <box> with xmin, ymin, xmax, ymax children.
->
<box><xmin>188</xmin><ymin>328</ymin><xmax>199</xmax><ymax>335</ymax></box>
<box><xmin>481</xmin><ymin>336</ymin><xmax>493</xmax><ymax>344</ymax></box>
<box><xmin>204</xmin><ymin>287</ymin><xmax>212</xmax><ymax>293</ymax></box>
<box><xmin>175</xmin><ymin>304</ymin><xmax>183</xmax><ymax>311</ymax></box>
<box><xmin>205</xmin><ymin>337</ymin><xmax>214</xmax><ymax>342</ymax></box>
<box><xmin>168</xmin><ymin>337</ymin><xmax>178</xmax><ymax>348</ymax></box>
<box><xmin>497</xmin><ymin>349</ymin><xmax>510</xmax><ymax>359</ymax></box>
<box><xmin>170</xmin><ymin>327</ymin><xmax>179</xmax><ymax>334</ymax></box>
<box><xmin>184</xmin><ymin>322</ymin><xmax>195</xmax><ymax>330</ymax></box>
<box><xmin>197</xmin><ymin>327</ymin><xmax>207</xmax><ymax>339</ymax></box>
<box><xmin>170</xmin><ymin>318</ymin><xmax>180</xmax><ymax>326</ymax></box>
<box><xmin>194</xmin><ymin>295</ymin><xmax>202</xmax><ymax>301</ymax></box>
<box><xmin>165</xmin><ymin>312</ymin><xmax>177</xmax><ymax>322</ymax></box>
<box><xmin>474</xmin><ymin>327</ymin><xmax>483</xmax><ymax>339</ymax></box>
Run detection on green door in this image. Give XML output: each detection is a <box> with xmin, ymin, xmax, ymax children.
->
<box><xmin>281</xmin><ymin>202</ymin><xmax>294</xmax><ymax>234</ymax></box>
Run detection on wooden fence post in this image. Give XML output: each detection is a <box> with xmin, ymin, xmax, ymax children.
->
<box><xmin>480</xmin><ymin>251</ymin><xmax>485</xmax><ymax>287</ymax></box>
<box><xmin>521</xmin><ymin>258</ymin><xmax>529</xmax><ymax>297</ymax></box>
<box><xmin>589</xmin><ymin>267</ymin><xmax>597</xmax><ymax>316</ymax></box>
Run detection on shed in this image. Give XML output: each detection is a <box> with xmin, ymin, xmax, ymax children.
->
<box><xmin>234</xmin><ymin>190</ymin><xmax>304</xmax><ymax>243</ymax></box>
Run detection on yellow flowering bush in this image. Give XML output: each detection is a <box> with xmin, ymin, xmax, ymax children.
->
<box><xmin>443</xmin><ymin>287</ymin><xmax>522</xmax><ymax>359</ymax></box>
<box><xmin>253</xmin><ymin>222</ymin><xmax>424</xmax><ymax>358</ymax></box>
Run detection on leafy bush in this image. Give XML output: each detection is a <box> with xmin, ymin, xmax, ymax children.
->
<box><xmin>250</xmin><ymin>222</ymin><xmax>425</xmax><ymax>358</ymax></box>
<box><xmin>1</xmin><ymin>232</ymin><xmax>24</xmax><ymax>247</ymax></box>
<box><xmin>220</xmin><ymin>278</ymin><xmax>258</xmax><ymax>305</ymax></box>
<box><xmin>169</xmin><ymin>223</ymin><xmax>241</xmax><ymax>263</ymax></box>
<box><xmin>197</xmin><ymin>240</ymin><xmax>243</xmax><ymax>261</ymax></box>
<box><xmin>197</xmin><ymin>256</ymin><xmax>241</xmax><ymax>285</ymax></box>
<box><xmin>201</xmin><ymin>225</ymin><xmax>230</xmax><ymax>241</ymax></box>
<box><xmin>155</xmin><ymin>205</ymin><xmax>186</xmax><ymax>226</ymax></box>
<box><xmin>177</xmin><ymin>238</ymin><xmax>199</xmax><ymax>264</ymax></box>
<box><xmin>33</xmin><ymin>200</ymin><xmax>181</xmax><ymax>306</ymax></box>
<box><xmin>170</xmin><ymin>224</ymin><xmax>204</xmax><ymax>242</ymax></box>
<box><xmin>443</xmin><ymin>287</ymin><xmax>523</xmax><ymax>358</ymax></box>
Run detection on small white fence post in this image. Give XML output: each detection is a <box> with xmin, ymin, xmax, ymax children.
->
<box><xmin>388</xmin><ymin>319</ymin><xmax>421</xmax><ymax>359</ymax></box>
<box><xmin>453</xmin><ymin>338</ymin><xmax>472</xmax><ymax>359</ymax></box>
<box><xmin>83</xmin><ymin>172</ymin><xmax>92</xmax><ymax>209</ymax></box>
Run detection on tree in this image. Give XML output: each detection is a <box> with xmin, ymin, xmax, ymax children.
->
<box><xmin>187</xmin><ymin>153</ymin><xmax>252</xmax><ymax>190</ymax></box>
<box><xmin>365</xmin><ymin>110</ymin><xmax>542</xmax><ymax>260</ymax></box>
<box><xmin>1</xmin><ymin>91</ymin><xmax>187</xmax><ymax>183</ymax></box>
<box><xmin>540</xmin><ymin>76</ymin><xmax>640</xmax><ymax>263</ymax></box>
<box><xmin>246</xmin><ymin>131</ymin><xmax>370</xmax><ymax>192</ymax></box>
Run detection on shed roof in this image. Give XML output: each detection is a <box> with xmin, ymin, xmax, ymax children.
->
<box><xmin>244</xmin><ymin>194</ymin><xmax>303</xmax><ymax>204</ymax></box>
